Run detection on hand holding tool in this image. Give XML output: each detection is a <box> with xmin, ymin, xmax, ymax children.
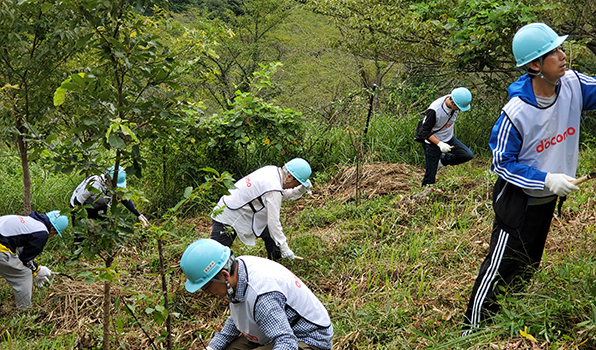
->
<box><xmin>34</xmin><ymin>266</ymin><xmax>52</xmax><ymax>287</ymax></box>
<box><xmin>545</xmin><ymin>173</ymin><xmax>579</xmax><ymax>196</ymax></box>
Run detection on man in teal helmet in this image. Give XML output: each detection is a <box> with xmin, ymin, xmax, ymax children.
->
<box><xmin>463</xmin><ymin>23</ymin><xmax>596</xmax><ymax>335</ymax></box>
<box><xmin>0</xmin><ymin>210</ymin><xmax>68</xmax><ymax>309</ymax></box>
<box><xmin>69</xmin><ymin>166</ymin><xmax>149</xmax><ymax>244</ymax></box>
<box><xmin>180</xmin><ymin>239</ymin><xmax>333</xmax><ymax>350</ymax></box>
<box><xmin>416</xmin><ymin>87</ymin><xmax>474</xmax><ymax>186</ymax></box>
<box><xmin>211</xmin><ymin>158</ymin><xmax>312</xmax><ymax>261</ymax></box>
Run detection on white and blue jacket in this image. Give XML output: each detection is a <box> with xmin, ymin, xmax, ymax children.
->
<box><xmin>490</xmin><ymin>71</ymin><xmax>596</xmax><ymax>197</ymax></box>
<box><xmin>0</xmin><ymin>211</ymin><xmax>52</xmax><ymax>272</ymax></box>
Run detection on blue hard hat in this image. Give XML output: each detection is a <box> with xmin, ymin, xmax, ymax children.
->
<box><xmin>284</xmin><ymin>158</ymin><xmax>311</xmax><ymax>187</ymax></box>
<box><xmin>180</xmin><ymin>239</ymin><xmax>231</xmax><ymax>293</ymax></box>
<box><xmin>107</xmin><ymin>166</ymin><xmax>127</xmax><ymax>188</ymax></box>
<box><xmin>512</xmin><ymin>23</ymin><xmax>568</xmax><ymax>67</ymax></box>
<box><xmin>46</xmin><ymin>210</ymin><xmax>68</xmax><ymax>237</ymax></box>
<box><xmin>451</xmin><ymin>87</ymin><xmax>472</xmax><ymax>112</ymax></box>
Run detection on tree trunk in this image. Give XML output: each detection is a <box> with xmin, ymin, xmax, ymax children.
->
<box><xmin>17</xmin><ymin>134</ymin><xmax>31</xmax><ymax>214</ymax></box>
<box><xmin>103</xmin><ymin>255</ymin><xmax>113</xmax><ymax>350</ymax></box>
<box><xmin>158</xmin><ymin>239</ymin><xmax>172</xmax><ymax>350</ymax></box>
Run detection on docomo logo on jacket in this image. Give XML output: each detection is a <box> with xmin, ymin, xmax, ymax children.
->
<box><xmin>245</xmin><ymin>176</ymin><xmax>252</xmax><ymax>188</ymax></box>
<box><xmin>536</xmin><ymin>127</ymin><xmax>576</xmax><ymax>153</ymax></box>
<box><xmin>242</xmin><ymin>331</ymin><xmax>259</xmax><ymax>343</ymax></box>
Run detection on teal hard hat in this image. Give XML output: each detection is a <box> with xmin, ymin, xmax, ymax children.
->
<box><xmin>451</xmin><ymin>87</ymin><xmax>472</xmax><ymax>112</ymax></box>
<box><xmin>107</xmin><ymin>166</ymin><xmax>127</xmax><ymax>188</ymax></box>
<box><xmin>512</xmin><ymin>23</ymin><xmax>568</xmax><ymax>67</ymax></box>
<box><xmin>284</xmin><ymin>158</ymin><xmax>311</xmax><ymax>187</ymax></box>
<box><xmin>180</xmin><ymin>239</ymin><xmax>231</xmax><ymax>293</ymax></box>
<box><xmin>46</xmin><ymin>210</ymin><xmax>68</xmax><ymax>237</ymax></box>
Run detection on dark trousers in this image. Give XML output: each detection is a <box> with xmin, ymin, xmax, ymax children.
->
<box><xmin>462</xmin><ymin>199</ymin><xmax>557</xmax><ymax>334</ymax></box>
<box><xmin>421</xmin><ymin>137</ymin><xmax>474</xmax><ymax>186</ymax></box>
<box><xmin>211</xmin><ymin>220</ymin><xmax>281</xmax><ymax>261</ymax></box>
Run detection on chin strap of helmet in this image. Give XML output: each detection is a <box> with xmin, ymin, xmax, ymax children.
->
<box><xmin>527</xmin><ymin>57</ymin><xmax>559</xmax><ymax>87</ymax></box>
<box><xmin>281</xmin><ymin>165</ymin><xmax>294</xmax><ymax>186</ymax></box>
<box><xmin>225</xmin><ymin>280</ymin><xmax>235</xmax><ymax>302</ymax></box>
<box><xmin>222</xmin><ymin>253</ymin><xmax>236</xmax><ymax>302</ymax></box>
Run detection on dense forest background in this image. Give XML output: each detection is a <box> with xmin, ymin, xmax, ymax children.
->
<box><xmin>2</xmin><ymin>0</ymin><xmax>596</xmax><ymax>215</ymax></box>
<box><xmin>2</xmin><ymin>0</ymin><xmax>596</xmax><ymax>349</ymax></box>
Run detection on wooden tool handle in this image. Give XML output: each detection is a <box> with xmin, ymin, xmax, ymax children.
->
<box><xmin>572</xmin><ymin>175</ymin><xmax>590</xmax><ymax>185</ymax></box>
<box><xmin>572</xmin><ymin>172</ymin><xmax>596</xmax><ymax>186</ymax></box>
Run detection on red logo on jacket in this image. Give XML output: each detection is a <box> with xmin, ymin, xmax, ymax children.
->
<box><xmin>242</xmin><ymin>332</ymin><xmax>259</xmax><ymax>342</ymax></box>
<box><xmin>536</xmin><ymin>127</ymin><xmax>576</xmax><ymax>153</ymax></box>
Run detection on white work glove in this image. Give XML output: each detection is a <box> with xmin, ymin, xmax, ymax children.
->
<box><xmin>34</xmin><ymin>266</ymin><xmax>52</xmax><ymax>288</ymax></box>
<box><xmin>437</xmin><ymin>141</ymin><xmax>453</xmax><ymax>153</ymax></box>
<box><xmin>545</xmin><ymin>173</ymin><xmax>579</xmax><ymax>197</ymax></box>
<box><xmin>138</xmin><ymin>214</ymin><xmax>150</xmax><ymax>228</ymax></box>
<box><xmin>305</xmin><ymin>179</ymin><xmax>313</xmax><ymax>195</ymax></box>
<box><xmin>280</xmin><ymin>242</ymin><xmax>295</xmax><ymax>260</ymax></box>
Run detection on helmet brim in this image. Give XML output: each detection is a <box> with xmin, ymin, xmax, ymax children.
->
<box><xmin>50</xmin><ymin>222</ymin><xmax>63</xmax><ymax>237</ymax></box>
<box><xmin>185</xmin><ymin>279</ymin><xmax>206</xmax><ymax>293</ymax></box>
<box><xmin>454</xmin><ymin>102</ymin><xmax>471</xmax><ymax>112</ymax></box>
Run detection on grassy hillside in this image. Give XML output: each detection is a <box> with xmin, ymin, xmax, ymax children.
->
<box><xmin>2</xmin><ymin>156</ymin><xmax>596</xmax><ymax>349</ymax></box>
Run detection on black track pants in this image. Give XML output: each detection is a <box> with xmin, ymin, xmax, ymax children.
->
<box><xmin>462</xmin><ymin>199</ymin><xmax>557</xmax><ymax>335</ymax></box>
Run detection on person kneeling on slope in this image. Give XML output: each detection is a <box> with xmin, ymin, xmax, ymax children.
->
<box><xmin>181</xmin><ymin>239</ymin><xmax>334</xmax><ymax>350</ymax></box>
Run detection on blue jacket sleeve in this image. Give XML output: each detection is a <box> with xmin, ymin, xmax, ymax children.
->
<box><xmin>121</xmin><ymin>199</ymin><xmax>141</xmax><ymax>217</ymax></box>
<box><xmin>578</xmin><ymin>72</ymin><xmax>596</xmax><ymax>110</ymax></box>
<box><xmin>19</xmin><ymin>231</ymin><xmax>49</xmax><ymax>270</ymax></box>
<box><xmin>489</xmin><ymin>112</ymin><xmax>547</xmax><ymax>189</ymax></box>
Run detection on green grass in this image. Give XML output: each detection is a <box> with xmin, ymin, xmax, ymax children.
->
<box><xmin>2</xmin><ymin>152</ymin><xmax>596</xmax><ymax>349</ymax></box>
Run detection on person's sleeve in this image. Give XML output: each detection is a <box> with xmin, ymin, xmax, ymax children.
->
<box><xmin>577</xmin><ymin>72</ymin><xmax>596</xmax><ymax>110</ymax></box>
<box><xmin>19</xmin><ymin>231</ymin><xmax>49</xmax><ymax>271</ymax></box>
<box><xmin>489</xmin><ymin>112</ymin><xmax>547</xmax><ymax>189</ymax></box>
<box><xmin>74</xmin><ymin>179</ymin><xmax>93</xmax><ymax>204</ymax></box>
<box><xmin>121</xmin><ymin>199</ymin><xmax>141</xmax><ymax>217</ymax></box>
<box><xmin>281</xmin><ymin>183</ymin><xmax>308</xmax><ymax>201</ymax></box>
<box><xmin>254</xmin><ymin>292</ymin><xmax>298</xmax><ymax>350</ymax></box>
<box><xmin>263</xmin><ymin>191</ymin><xmax>286</xmax><ymax>247</ymax></box>
<box><xmin>208</xmin><ymin>316</ymin><xmax>241</xmax><ymax>350</ymax></box>
<box><xmin>420</xmin><ymin>109</ymin><xmax>437</xmax><ymax>140</ymax></box>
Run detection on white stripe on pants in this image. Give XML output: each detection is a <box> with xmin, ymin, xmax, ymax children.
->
<box><xmin>463</xmin><ymin>229</ymin><xmax>509</xmax><ymax>336</ymax></box>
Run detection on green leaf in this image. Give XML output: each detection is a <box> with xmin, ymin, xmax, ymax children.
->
<box><xmin>53</xmin><ymin>86</ymin><xmax>67</xmax><ymax>106</ymax></box>
<box><xmin>45</xmin><ymin>134</ymin><xmax>57</xmax><ymax>143</ymax></box>
<box><xmin>108</xmin><ymin>134</ymin><xmax>126</xmax><ymax>149</ymax></box>
<box><xmin>76</xmin><ymin>33</ymin><xmax>94</xmax><ymax>48</ymax></box>
<box><xmin>183</xmin><ymin>186</ymin><xmax>193</xmax><ymax>199</ymax></box>
<box><xmin>152</xmin><ymin>311</ymin><xmax>164</xmax><ymax>324</ymax></box>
